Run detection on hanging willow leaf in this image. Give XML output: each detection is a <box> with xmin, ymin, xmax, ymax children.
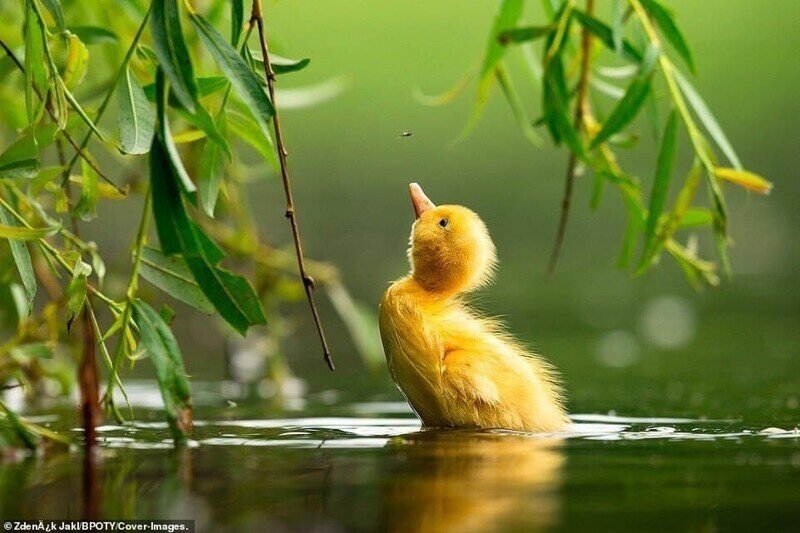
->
<box><xmin>640</xmin><ymin>0</ymin><xmax>695</xmax><ymax>73</ymax></box>
<box><xmin>132</xmin><ymin>299</ymin><xmax>192</xmax><ymax>443</ymax></box>
<box><xmin>24</xmin><ymin>2</ymin><xmax>47</xmax><ymax>125</ymax></box>
<box><xmin>117</xmin><ymin>68</ymin><xmax>156</xmax><ymax>155</ymax></box>
<box><xmin>572</xmin><ymin>9</ymin><xmax>642</xmax><ymax>63</ymax></box>
<box><xmin>175</xmin><ymin>104</ymin><xmax>230</xmax><ymax>159</ymax></box>
<box><xmin>61</xmin><ymin>82</ymin><xmax>105</xmax><ymax>142</ymax></box>
<box><xmin>143</xmin><ymin>76</ymin><xmax>229</xmax><ymax>102</ymax></box>
<box><xmin>65</xmin><ymin>260</ymin><xmax>90</xmax><ymax>331</ymax></box>
<box><xmin>714</xmin><ymin>167</ymin><xmax>773</xmax><ymax>195</ymax></box>
<box><xmin>73</xmin><ymin>157</ymin><xmax>99</xmax><ymax>221</ymax></box>
<box><xmin>39</xmin><ymin>0</ymin><xmax>65</xmax><ymax>32</ymax></box>
<box><xmin>496</xmin><ymin>64</ymin><xmax>541</xmax><ymax>146</ymax></box>
<box><xmin>0</xmin><ymin>401</ymin><xmax>38</xmax><ymax>450</ymax></box>
<box><xmin>0</xmin><ymin>133</ymin><xmax>39</xmax><ymax>179</ymax></box>
<box><xmin>544</xmin><ymin>1</ymin><xmax>573</xmax><ymax>60</ymax></box>
<box><xmin>230</xmin><ymin>0</ymin><xmax>244</xmax><ymax>46</ymax></box>
<box><xmin>248</xmin><ymin>49</ymin><xmax>311</xmax><ymax>75</ymax></box>
<box><xmin>149</xmin><ymin>135</ymin><xmax>266</xmax><ymax>335</ymax></box>
<box><xmin>498</xmin><ymin>24</ymin><xmax>554</xmax><ymax>45</ymax></box>
<box><xmin>456</xmin><ymin>0</ymin><xmax>525</xmax><ymax>141</ymax></box>
<box><xmin>673</xmin><ymin>69</ymin><xmax>742</xmax><ymax>170</ymax></box>
<box><xmin>678</xmin><ymin>207</ymin><xmax>713</xmax><ymax>228</ymax></box>
<box><xmin>198</xmin><ymin>112</ymin><xmax>227</xmax><ymax>216</ymax></box>
<box><xmin>226</xmin><ymin>107</ymin><xmax>278</xmax><ymax>169</ymax></box>
<box><xmin>154</xmin><ymin>71</ymin><xmax>196</xmax><ymax>195</ymax></box>
<box><xmin>591</xmin><ymin>44</ymin><xmax>659</xmax><ymax>149</ymax></box>
<box><xmin>0</xmin><ymin>203</ymin><xmax>35</xmax><ymax>313</ymax></box>
<box><xmin>611</xmin><ymin>0</ymin><xmax>624</xmax><ymax>53</ymax></box>
<box><xmin>189</xmin><ymin>11</ymin><xmax>274</xmax><ymax>140</ymax></box>
<box><xmin>639</xmin><ymin>109</ymin><xmax>679</xmax><ymax>270</ymax></box>
<box><xmin>70</xmin><ymin>25</ymin><xmax>117</xmax><ymax>45</ymax></box>
<box><xmin>139</xmin><ymin>246</ymin><xmax>214</xmax><ymax>314</ymax></box>
<box><xmin>542</xmin><ymin>56</ymin><xmax>582</xmax><ymax>155</ymax></box>
<box><xmin>0</xmin><ymin>222</ymin><xmax>59</xmax><ymax>240</ymax></box>
<box><xmin>62</xmin><ymin>33</ymin><xmax>89</xmax><ymax>90</ymax></box>
<box><xmin>151</xmin><ymin>0</ymin><xmax>197</xmax><ymax>111</ymax></box>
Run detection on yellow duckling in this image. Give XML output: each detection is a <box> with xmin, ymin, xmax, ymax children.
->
<box><xmin>379</xmin><ymin>183</ymin><xmax>568</xmax><ymax>433</ymax></box>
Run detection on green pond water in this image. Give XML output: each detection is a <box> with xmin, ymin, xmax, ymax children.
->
<box><xmin>3</xmin><ymin>370</ymin><xmax>800</xmax><ymax>532</ymax></box>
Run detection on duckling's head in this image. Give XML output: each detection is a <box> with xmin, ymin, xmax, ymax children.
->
<box><xmin>407</xmin><ymin>183</ymin><xmax>497</xmax><ymax>295</ymax></box>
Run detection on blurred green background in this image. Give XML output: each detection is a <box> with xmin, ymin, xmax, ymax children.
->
<box><xmin>63</xmin><ymin>0</ymin><xmax>800</xmax><ymax>420</ymax></box>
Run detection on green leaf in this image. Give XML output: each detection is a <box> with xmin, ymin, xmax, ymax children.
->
<box><xmin>39</xmin><ymin>0</ymin><xmax>65</xmax><ymax>33</ymax></box>
<box><xmin>143</xmin><ymin>76</ymin><xmax>228</xmax><ymax>102</ymax></box>
<box><xmin>65</xmin><ymin>259</ymin><xmax>90</xmax><ymax>331</ymax></box>
<box><xmin>0</xmin><ymin>202</ymin><xmax>35</xmax><ymax>313</ymax></box>
<box><xmin>73</xmin><ymin>157</ymin><xmax>99</xmax><ymax>221</ymax></box>
<box><xmin>198</xmin><ymin>112</ymin><xmax>228</xmax><ymax>216</ymax></box>
<box><xmin>640</xmin><ymin>0</ymin><xmax>695</xmax><ymax>73</ymax></box>
<box><xmin>572</xmin><ymin>9</ymin><xmax>642</xmax><ymax>63</ymax></box>
<box><xmin>151</xmin><ymin>0</ymin><xmax>197</xmax><ymax>111</ymax></box>
<box><xmin>117</xmin><ymin>68</ymin><xmax>156</xmax><ymax>155</ymax></box>
<box><xmin>70</xmin><ymin>25</ymin><xmax>118</xmax><ymax>45</ymax></box>
<box><xmin>149</xmin><ymin>135</ymin><xmax>266</xmax><ymax>335</ymax></box>
<box><xmin>190</xmin><ymin>12</ymin><xmax>274</xmax><ymax>141</ymax></box>
<box><xmin>154</xmin><ymin>71</ymin><xmax>196</xmax><ymax>195</ymax></box>
<box><xmin>24</xmin><ymin>3</ymin><xmax>48</xmax><ymax>125</ymax></box>
<box><xmin>0</xmin><ymin>134</ymin><xmax>39</xmax><ymax>179</ymax></box>
<box><xmin>61</xmin><ymin>83</ymin><xmax>105</xmax><ymax>142</ymax></box>
<box><xmin>0</xmin><ymin>401</ymin><xmax>39</xmax><ymax>450</ymax></box>
<box><xmin>673</xmin><ymin>69</ymin><xmax>742</xmax><ymax>170</ymax></box>
<box><xmin>544</xmin><ymin>1</ymin><xmax>573</xmax><ymax>60</ymax></box>
<box><xmin>542</xmin><ymin>56</ymin><xmax>582</xmax><ymax>155</ymax></box>
<box><xmin>639</xmin><ymin>109</ymin><xmax>679</xmax><ymax>271</ymax></box>
<box><xmin>498</xmin><ymin>25</ymin><xmax>554</xmax><ymax>45</ymax></box>
<box><xmin>139</xmin><ymin>246</ymin><xmax>215</xmax><ymax>314</ymax></box>
<box><xmin>616</xmin><ymin>183</ymin><xmax>646</xmax><ymax>268</ymax></box>
<box><xmin>230</xmin><ymin>0</ymin><xmax>244</xmax><ymax>46</ymax></box>
<box><xmin>611</xmin><ymin>0</ymin><xmax>624</xmax><ymax>53</ymax></box>
<box><xmin>248</xmin><ymin>50</ymin><xmax>311</xmax><ymax>75</ymax></box>
<box><xmin>495</xmin><ymin>64</ymin><xmax>541</xmax><ymax>146</ymax></box>
<box><xmin>0</xmin><ymin>222</ymin><xmax>59</xmax><ymax>240</ymax></box>
<box><xmin>226</xmin><ymin>108</ymin><xmax>278</xmax><ymax>168</ymax></box>
<box><xmin>679</xmin><ymin>207</ymin><xmax>713</xmax><ymax>228</ymax></box>
<box><xmin>590</xmin><ymin>44</ymin><xmax>659</xmax><ymax>149</ymax></box>
<box><xmin>132</xmin><ymin>299</ymin><xmax>192</xmax><ymax>443</ymax></box>
<box><xmin>456</xmin><ymin>0</ymin><xmax>525</xmax><ymax>141</ymax></box>
<box><xmin>62</xmin><ymin>33</ymin><xmax>89</xmax><ymax>90</ymax></box>
<box><xmin>176</xmin><ymin>103</ymin><xmax>231</xmax><ymax>159</ymax></box>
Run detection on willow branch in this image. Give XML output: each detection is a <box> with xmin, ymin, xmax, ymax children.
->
<box><xmin>0</xmin><ymin>38</ymin><xmax>125</xmax><ymax>195</ymax></box>
<box><xmin>546</xmin><ymin>0</ymin><xmax>595</xmax><ymax>278</ymax></box>
<box><xmin>251</xmin><ymin>0</ymin><xmax>334</xmax><ymax>371</ymax></box>
<box><xmin>62</xmin><ymin>3</ymin><xmax>153</xmax><ymax>182</ymax></box>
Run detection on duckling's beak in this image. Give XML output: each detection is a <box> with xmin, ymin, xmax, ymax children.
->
<box><xmin>409</xmin><ymin>183</ymin><xmax>436</xmax><ymax>219</ymax></box>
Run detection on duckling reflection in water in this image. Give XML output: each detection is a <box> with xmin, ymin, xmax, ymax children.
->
<box><xmin>379</xmin><ymin>183</ymin><xmax>568</xmax><ymax>432</ymax></box>
<box><xmin>382</xmin><ymin>431</ymin><xmax>564</xmax><ymax>532</ymax></box>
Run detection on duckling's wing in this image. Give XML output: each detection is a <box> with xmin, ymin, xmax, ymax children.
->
<box><xmin>442</xmin><ymin>349</ymin><xmax>501</xmax><ymax>406</ymax></box>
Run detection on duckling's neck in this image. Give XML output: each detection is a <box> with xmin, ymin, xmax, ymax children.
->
<box><xmin>404</xmin><ymin>274</ymin><xmax>461</xmax><ymax>303</ymax></box>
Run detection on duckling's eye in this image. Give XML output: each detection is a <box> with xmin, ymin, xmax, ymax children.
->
<box><xmin>438</xmin><ymin>218</ymin><xmax>449</xmax><ymax>228</ymax></box>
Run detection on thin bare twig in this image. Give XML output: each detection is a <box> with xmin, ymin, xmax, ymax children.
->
<box><xmin>547</xmin><ymin>0</ymin><xmax>595</xmax><ymax>278</ymax></box>
<box><xmin>0</xmin><ymin>38</ymin><xmax>125</xmax><ymax>195</ymax></box>
<box><xmin>250</xmin><ymin>0</ymin><xmax>334</xmax><ymax>371</ymax></box>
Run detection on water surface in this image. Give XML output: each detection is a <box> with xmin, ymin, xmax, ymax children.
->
<box><xmin>3</xmin><ymin>381</ymin><xmax>799</xmax><ymax>531</ymax></box>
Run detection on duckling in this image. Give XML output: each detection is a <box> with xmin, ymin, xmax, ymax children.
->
<box><xmin>379</xmin><ymin>183</ymin><xmax>568</xmax><ymax>433</ymax></box>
